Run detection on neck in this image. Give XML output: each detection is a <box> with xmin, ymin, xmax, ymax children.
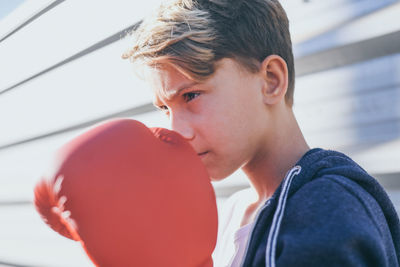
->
<box><xmin>241</xmin><ymin>105</ymin><xmax>309</xmax><ymax>204</ymax></box>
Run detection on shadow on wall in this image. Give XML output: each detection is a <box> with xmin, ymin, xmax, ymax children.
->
<box><xmin>350</xmin><ymin>54</ymin><xmax>400</xmax><ymax>149</ymax></box>
<box><xmin>294</xmin><ymin>0</ymin><xmax>400</xmax><ymax>154</ymax></box>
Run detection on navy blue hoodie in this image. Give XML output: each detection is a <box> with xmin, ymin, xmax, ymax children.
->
<box><xmin>241</xmin><ymin>148</ymin><xmax>400</xmax><ymax>267</ymax></box>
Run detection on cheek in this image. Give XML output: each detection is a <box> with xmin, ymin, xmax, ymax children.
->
<box><xmin>197</xmin><ymin>92</ymin><xmax>257</xmax><ymax>154</ymax></box>
<box><xmin>199</xmin><ymin>100</ymin><xmax>249</xmax><ymax>149</ymax></box>
<box><xmin>198</xmin><ymin>114</ymin><xmax>253</xmax><ymax>179</ymax></box>
<box><xmin>206</xmin><ymin>117</ymin><xmax>248</xmax><ymax>158</ymax></box>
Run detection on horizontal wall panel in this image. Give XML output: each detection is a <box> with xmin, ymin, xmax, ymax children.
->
<box><xmin>303</xmin><ymin>119</ymin><xmax>400</xmax><ymax>150</ymax></box>
<box><xmin>283</xmin><ymin>0</ymin><xmax>395</xmax><ymax>26</ymax></box>
<box><xmin>0</xmin><ymin>0</ymin><xmax>52</xmax><ymax>39</ymax></box>
<box><xmin>293</xmin><ymin>52</ymin><xmax>400</xmax><ymax>175</ymax></box>
<box><xmin>301</xmin><ymin>121</ymin><xmax>400</xmax><ymax>175</ymax></box>
<box><xmin>0</xmin><ymin>205</ymin><xmax>93</xmax><ymax>267</ymax></box>
<box><xmin>0</xmin><ymin>39</ymin><xmax>155</xmax><ymax>146</ymax></box>
<box><xmin>295</xmin><ymin>53</ymin><xmax>400</xmax><ymax>105</ymax></box>
<box><xmin>0</xmin><ymin>0</ymin><xmax>162</xmax><ymax>91</ymax></box>
<box><xmin>375</xmin><ymin>173</ymin><xmax>400</xmax><ymax>190</ymax></box>
<box><xmin>296</xmin><ymin>85</ymin><xmax>400</xmax><ymax>133</ymax></box>
<box><xmin>294</xmin><ymin>53</ymin><xmax>400</xmax><ymax>147</ymax></box>
<box><xmin>292</xmin><ymin>1</ymin><xmax>400</xmax><ymax>56</ymax></box>
<box><xmin>386</xmin><ymin>190</ymin><xmax>400</xmax><ymax>215</ymax></box>
<box><xmin>295</xmin><ymin>30</ymin><xmax>400</xmax><ymax>76</ymax></box>
<box><xmin>351</xmin><ymin>139</ymin><xmax>400</xmax><ymax>174</ymax></box>
<box><xmin>0</xmin><ymin>123</ymin><xmax>99</xmax><ymax>202</ymax></box>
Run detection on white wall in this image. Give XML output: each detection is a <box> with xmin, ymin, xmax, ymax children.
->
<box><xmin>1</xmin><ymin>0</ymin><xmax>400</xmax><ymax>265</ymax></box>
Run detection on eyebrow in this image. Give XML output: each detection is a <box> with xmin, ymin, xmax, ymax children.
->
<box><xmin>153</xmin><ymin>81</ymin><xmax>198</xmax><ymax>107</ymax></box>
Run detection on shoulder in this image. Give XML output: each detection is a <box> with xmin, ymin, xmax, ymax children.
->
<box><xmin>285</xmin><ymin>175</ymin><xmax>383</xmax><ymax>229</ymax></box>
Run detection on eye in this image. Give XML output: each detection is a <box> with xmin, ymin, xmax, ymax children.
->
<box><xmin>183</xmin><ymin>92</ymin><xmax>200</xmax><ymax>102</ymax></box>
<box><xmin>157</xmin><ymin>105</ymin><xmax>170</xmax><ymax>115</ymax></box>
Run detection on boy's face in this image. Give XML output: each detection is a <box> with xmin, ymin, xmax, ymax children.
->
<box><xmin>149</xmin><ymin>58</ymin><xmax>270</xmax><ymax>181</ymax></box>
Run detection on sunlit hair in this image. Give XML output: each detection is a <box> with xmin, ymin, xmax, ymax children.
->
<box><xmin>122</xmin><ymin>0</ymin><xmax>295</xmax><ymax>106</ymax></box>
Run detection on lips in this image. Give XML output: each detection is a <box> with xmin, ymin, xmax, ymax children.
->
<box><xmin>198</xmin><ymin>151</ymin><xmax>208</xmax><ymax>157</ymax></box>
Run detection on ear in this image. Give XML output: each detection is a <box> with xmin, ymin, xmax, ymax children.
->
<box><xmin>260</xmin><ymin>55</ymin><xmax>288</xmax><ymax>105</ymax></box>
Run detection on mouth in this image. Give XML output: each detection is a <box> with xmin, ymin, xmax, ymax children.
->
<box><xmin>197</xmin><ymin>151</ymin><xmax>208</xmax><ymax>157</ymax></box>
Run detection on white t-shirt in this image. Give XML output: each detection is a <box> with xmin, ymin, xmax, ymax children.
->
<box><xmin>212</xmin><ymin>188</ymin><xmax>258</xmax><ymax>267</ymax></box>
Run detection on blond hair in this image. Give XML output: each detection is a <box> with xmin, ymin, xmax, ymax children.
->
<box><xmin>123</xmin><ymin>0</ymin><xmax>295</xmax><ymax>106</ymax></box>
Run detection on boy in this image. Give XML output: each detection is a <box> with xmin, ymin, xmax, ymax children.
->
<box><xmin>123</xmin><ymin>0</ymin><xmax>400</xmax><ymax>266</ymax></box>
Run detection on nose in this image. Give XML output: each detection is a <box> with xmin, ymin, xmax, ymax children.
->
<box><xmin>170</xmin><ymin>112</ymin><xmax>195</xmax><ymax>141</ymax></box>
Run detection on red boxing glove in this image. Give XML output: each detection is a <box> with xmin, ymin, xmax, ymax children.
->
<box><xmin>34</xmin><ymin>119</ymin><xmax>218</xmax><ymax>267</ymax></box>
